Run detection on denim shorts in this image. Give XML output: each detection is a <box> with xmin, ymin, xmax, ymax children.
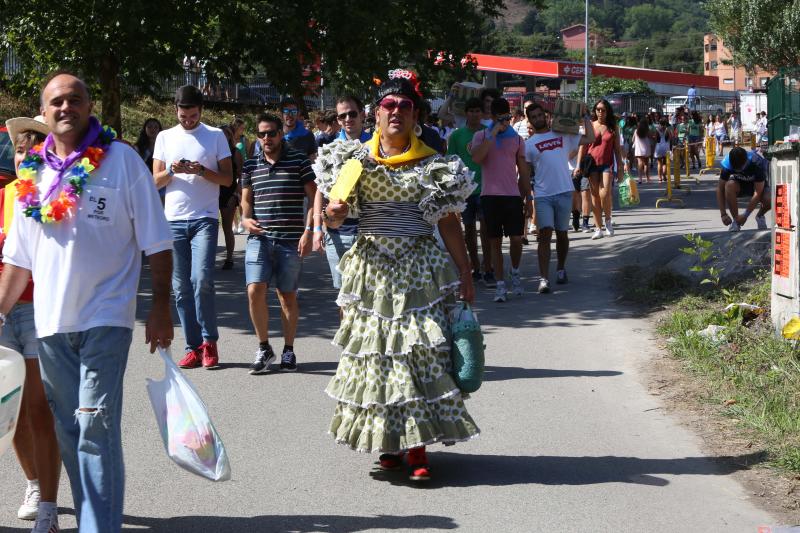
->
<box><xmin>461</xmin><ymin>195</ymin><xmax>483</xmax><ymax>226</ymax></box>
<box><xmin>324</xmin><ymin>231</ymin><xmax>357</xmax><ymax>289</ymax></box>
<box><xmin>0</xmin><ymin>303</ymin><xmax>37</xmax><ymax>358</ymax></box>
<box><xmin>589</xmin><ymin>163</ymin><xmax>610</xmax><ymax>174</ymax></box>
<box><xmin>534</xmin><ymin>191</ymin><xmax>573</xmax><ymax>231</ymax></box>
<box><xmin>245</xmin><ymin>235</ymin><xmax>302</xmax><ymax>293</ymax></box>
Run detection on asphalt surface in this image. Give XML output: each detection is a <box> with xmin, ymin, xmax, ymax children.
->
<box><xmin>0</xmin><ymin>170</ymin><xmax>781</xmax><ymax>532</ymax></box>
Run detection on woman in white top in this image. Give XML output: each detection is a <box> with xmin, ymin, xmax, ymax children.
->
<box><xmin>654</xmin><ymin>119</ymin><xmax>671</xmax><ymax>183</ymax></box>
<box><xmin>632</xmin><ymin>118</ymin><xmax>652</xmax><ymax>183</ymax></box>
<box><xmin>714</xmin><ymin>114</ymin><xmax>727</xmax><ymax>156</ymax></box>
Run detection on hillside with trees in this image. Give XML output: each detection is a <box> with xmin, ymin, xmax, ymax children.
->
<box><xmin>482</xmin><ymin>0</ymin><xmax>709</xmax><ymax>74</ymax></box>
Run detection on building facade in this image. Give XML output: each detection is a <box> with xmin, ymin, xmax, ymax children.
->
<box><xmin>703</xmin><ymin>34</ymin><xmax>775</xmax><ymax>91</ymax></box>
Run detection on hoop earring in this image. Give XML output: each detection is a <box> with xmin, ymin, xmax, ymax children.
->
<box><xmin>414</xmin><ymin>124</ymin><xmax>422</xmax><ymax>137</ymax></box>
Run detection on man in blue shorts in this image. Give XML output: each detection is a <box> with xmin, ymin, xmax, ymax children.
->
<box><xmin>717</xmin><ymin>146</ymin><xmax>770</xmax><ymax>232</ymax></box>
<box><xmin>525</xmin><ymin>102</ymin><xmax>595</xmax><ymax>293</ymax></box>
<box><xmin>241</xmin><ymin>113</ymin><xmax>316</xmax><ymax>374</ymax></box>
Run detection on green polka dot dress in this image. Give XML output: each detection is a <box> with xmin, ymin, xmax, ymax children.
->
<box><xmin>314</xmin><ymin>139</ymin><xmax>481</xmax><ymax>453</ymax></box>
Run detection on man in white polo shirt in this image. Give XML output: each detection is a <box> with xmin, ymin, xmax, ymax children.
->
<box><xmin>153</xmin><ymin>85</ymin><xmax>232</xmax><ymax>369</ymax></box>
<box><xmin>0</xmin><ymin>71</ymin><xmax>173</xmax><ymax>533</ymax></box>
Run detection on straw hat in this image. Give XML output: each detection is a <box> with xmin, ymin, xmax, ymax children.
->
<box><xmin>5</xmin><ymin>115</ymin><xmax>49</xmax><ymax>149</ymax></box>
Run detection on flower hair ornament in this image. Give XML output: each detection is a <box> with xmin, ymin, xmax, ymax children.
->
<box><xmin>375</xmin><ymin>68</ymin><xmax>423</xmax><ymax>108</ymax></box>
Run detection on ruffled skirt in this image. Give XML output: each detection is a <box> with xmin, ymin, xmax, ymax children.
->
<box><xmin>326</xmin><ymin>234</ymin><xmax>480</xmax><ymax>452</ymax></box>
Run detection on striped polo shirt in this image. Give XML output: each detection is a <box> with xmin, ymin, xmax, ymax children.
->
<box><xmin>241</xmin><ymin>144</ymin><xmax>316</xmax><ymax>241</ymax></box>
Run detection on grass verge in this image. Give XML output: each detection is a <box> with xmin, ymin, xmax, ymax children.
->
<box><xmin>626</xmin><ymin>266</ymin><xmax>800</xmax><ymax>473</ymax></box>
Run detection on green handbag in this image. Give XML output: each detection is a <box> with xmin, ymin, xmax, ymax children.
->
<box><xmin>450</xmin><ymin>302</ymin><xmax>485</xmax><ymax>393</ymax></box>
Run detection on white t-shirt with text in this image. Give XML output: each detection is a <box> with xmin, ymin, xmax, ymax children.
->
<box><xmin>4</xmin><ymin>143</ymin><xmax>173</xmax><ymax>338</ymax></box>
<box><xmin>525</xmin><ymin>131</ymin><xmax>581</xmax><ymax>198</ymax></box>
<box><xmin>154</xmin><ymin>123</ymin><xmax>231</xmax><ymax>221</ymax></box>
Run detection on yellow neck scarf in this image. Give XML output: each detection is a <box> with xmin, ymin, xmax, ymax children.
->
<box><xmin>366</xmin><ymin>128</ymin><xmax>437</xmax><ymax>168</ymax></box>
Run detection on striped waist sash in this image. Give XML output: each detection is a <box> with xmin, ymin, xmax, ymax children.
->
<box><xmin>358</xmin><ymin>201</ymin><xmax>433</xmax><ymax>237</ymax></box>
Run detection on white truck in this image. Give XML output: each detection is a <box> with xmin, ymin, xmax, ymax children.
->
<box><xmin>739</xmin><ymin>92</ymin><xmax>767</xmax><ymax>132</ymax></box>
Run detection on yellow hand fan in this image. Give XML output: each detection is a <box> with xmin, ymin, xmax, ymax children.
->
<box><xmin>328</xmin><ymin>159</ymin><xmax>363</xmax><ymax>202</ymax></box>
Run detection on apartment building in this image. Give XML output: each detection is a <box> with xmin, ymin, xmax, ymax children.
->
<box><xmin>704</xmin><ymin>34</ymin><xmax>775</xmax><ymax>91</ymax></box>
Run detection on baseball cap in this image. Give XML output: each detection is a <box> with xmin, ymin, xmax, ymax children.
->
<box><xmin>175</xmin><ymin>85</ymin><xmax>203</xmax><ymax>107</ymax></box>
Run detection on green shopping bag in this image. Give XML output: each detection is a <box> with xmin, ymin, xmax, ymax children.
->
<box><xmin>450</xmin><ymin>302</ymin><xmax>485</xmax><ymax>393</ymax></box>
<box><xmin>619</xmin><ymin>173</ymin><xmax>639</xmax><ymax>208</ymax></box>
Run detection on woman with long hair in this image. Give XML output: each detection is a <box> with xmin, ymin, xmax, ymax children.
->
<box><xmin>315</xmin><ymin>69</ymin><xmax>479</xmax><ymax>481</ymax></box>
<box><xmin>714</xmin><ymin>114</ymin><xmax>727</xmax><ymax>156</ymax></box>
<box><xmin>654</xmin><ymin>118</ymin><xmax>671</xmax><ymax>183</ymax></box>
<box><xmin>633</xmin><ymin>117</ymin><xmax>652</xmax><ymax>184</ymax></box>
<box><xmin>218</xmin><ymin>125</ymin><xmax>243</xmax><ymax>269</ymax></box>
<box><xmin>134</xmin><ymin>118</ymin><xmax>162</xmax><ymax>168</ymax></box>
<box><xmin>230</xmin><ymin>117</ymin><xmax>248</xmax><ymax>234</ymax></box>
<box><xmin>577</xmin><ymin>99</ymin><xmax>625</xmax><ymax>240</ymax></box>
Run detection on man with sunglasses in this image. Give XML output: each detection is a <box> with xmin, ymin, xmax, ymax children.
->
<box><xmin>469</xmin><ymin>97</ymin><xmax>532</xmax><ymax>302</ymax></box>
<box><xmin>153</xmin><ymin>85</ymin><xmax>232</xmax><ymax>369</ymax></box>
<box><xmin>280</xmin><ymin>97</ymin><xmax>317</xmax><ymax>160</ymax></box>
<box><xmin>242</xmin><ymin>113</ymin><xmax>316</xmax><ymax>374</ymax></box>
<box><xmin>312</xmin><ymin>96</ymin><xmax>370</xmax><ymax>293</ymax></box>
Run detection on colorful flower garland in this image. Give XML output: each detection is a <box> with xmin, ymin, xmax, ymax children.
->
<box><xmin>15</xmin><ymin>124</ymin><xmax>116</xmax><ymax>224</ymax></box>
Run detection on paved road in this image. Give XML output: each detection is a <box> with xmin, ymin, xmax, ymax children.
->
<box><xmin>0</xmin><ymin>173</ymin><xmax>779</xmax><ymax>532</ymax></box>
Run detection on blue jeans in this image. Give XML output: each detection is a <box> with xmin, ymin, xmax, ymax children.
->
<box><xmin>170</xmin><ymin>218</ymin><xmax>219</xmax><ymax>351</ymax></box>
<box><xmin>0</xmin><ymin>302</ymin><xmax>37</xmax><ymax>358</ymax></box>
<box><xmin>245</xmin><ymin>235</ymin><xmax>302</xmax><ymax>293</ymax></box>
<box><xmin>37</xmin><ymin>326</ymin><xmax>132</xmax><ymax>533</ymax></box>
<box><xmin>324</xmin><ymin>232</ymin><xmax>357</xmax><ymax>289</ymax></box>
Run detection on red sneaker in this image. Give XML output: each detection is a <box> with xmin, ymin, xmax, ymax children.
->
<box><xmin>407</xmin><ymin>447</ymin><xmax>430</xmax><ymax>481</ymax></box>
<box><xmin>378</xmin><ymin>453</ymin><xmax>405</xmax><ymax>471</ymax></box>
<box><xmin>200</xmin><ymin>341</ymin><xmax>220</xmax><ymax>369</ymax></box>
<box><xmin>178</xmin><ymin>349</ymin><xmax>202</xmax><ymax>369</ymax></box>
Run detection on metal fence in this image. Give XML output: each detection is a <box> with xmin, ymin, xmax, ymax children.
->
<box><xmin>767</xmin><ymin>69</ymin><xmax>800</xmax><ymax>143</ymax></box>
<box><xmin>2</xmin><ymin>49</ymin><xmax>342</xmax><ymax>111</ymax></box>
<box><xmin>135</xmin><ymin>73</ymin><xmax>342</xmax><ymax>110</ymax></box>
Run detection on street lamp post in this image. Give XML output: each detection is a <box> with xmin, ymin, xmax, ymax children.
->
<box><xmin>642</xmin><ymin>47</ymin><xmax>649</xmax><ymax>69</ymax></box>
<box><xmin>584</xmin><ymin>0</ymin><xmax>589</xmax><ymax>103</ymax></box>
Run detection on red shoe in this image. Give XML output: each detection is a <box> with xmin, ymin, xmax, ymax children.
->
<box><xmin>178</xmin><ymin>349</ymin><xmax>202</xmax><ymax>369</ymax></box>
<box><xmin>407</xmin><ymin>447</ymin><xmax>431</xmax><ymax>481</ymax></box>
<box><xmin>200</xmin><ymin>341</ymin><xmax>220</xmax><ymax>369</ymax></box>
<box><xmin>378</xmin><ymin>453</ymin><xmax>405</xmax><ymax>471</ymax></box>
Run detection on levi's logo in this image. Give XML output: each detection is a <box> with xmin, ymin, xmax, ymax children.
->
<box><xmin>535</xmin><ymin>137</ymin><xmax>563</xmax><ymax>152</ymax></box>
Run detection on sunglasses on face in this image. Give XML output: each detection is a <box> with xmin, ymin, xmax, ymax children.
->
<box><xmin>497</xmin><ymin>114</ymin><xmax>511</xmax><ymax>122</ymax></box>
<box><xmin>256</xmin><ymin>130</ymin><xmax>279</xmax><ymax>139</ymax></box>
<box><xmin>282</xmin><ymin>108</ymin><xmax>299</xmax><ymax>116</ymax></box>
<box><xmin>337</xmin><ymin>110</ymin><xmax>359</xmax><ymax>120</ymax></box>
<box><xmin>379</xmin><ymin>99</ymin><xmax>414</xmax><ymax>112</ymax></box>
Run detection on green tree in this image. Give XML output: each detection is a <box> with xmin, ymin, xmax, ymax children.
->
<box><xmin>0</xmin><ymin>0</ymin><xmax>222</xmax><ymax>134</ymax></box>
<box><xmin>0</xmin><ymin>0</ymin><xmax>505</xmax><ymax>131</ymax></box>
<box><xmin>623</xmin><ymin>5</ymin><xmax>673</xmax><ymax>39</ymax></box>
<box><xmin>588</xmin><ymin>76</ymin><xmax>654</xmax><ymax>98</ymax></box>
<box><xmin>707</xmin><ymin>0</ymin><xmax>800</xmax><ymax>71</ymax></box>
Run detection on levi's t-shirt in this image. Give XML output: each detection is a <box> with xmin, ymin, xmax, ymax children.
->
<box><xmin>468</xmin><ymin>129</ymin><xmax>525</xmax><ymax>197</ymax></box>
<box><xmin>3</xmin><ymin>143</ymin><xmax>173</xmax><ymax>338</ymax></box>
<box><xmin>153</xmin><ymin>122</ymin><xmax>231</xmax><ymax>222</ymax></box>
<box><xmin>525</xmin><ymin>131</ymin><xmax>581</xmax><ymax>198</ymax></box>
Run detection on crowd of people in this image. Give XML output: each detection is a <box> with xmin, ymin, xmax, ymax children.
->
<box><xmin>0</xmin><ymin>66</ymin><xmax>773</xmax><ymax>533</ymax></box>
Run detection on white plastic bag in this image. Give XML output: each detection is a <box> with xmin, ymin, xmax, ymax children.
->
<box><xmin>0</xmin><ymin>345</ymin><xmax>25</xmax><ymax>458</ymax></box>
<box><xmin>146</xmin><ymin>347</ymin><xmax>230</xmax><ymax>481</ymax></box>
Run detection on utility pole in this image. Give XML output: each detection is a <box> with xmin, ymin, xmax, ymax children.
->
<box><xmin>584</xmin><ymin>0</ymin><xmax>589</xmax><ymax>103</ymax></box>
